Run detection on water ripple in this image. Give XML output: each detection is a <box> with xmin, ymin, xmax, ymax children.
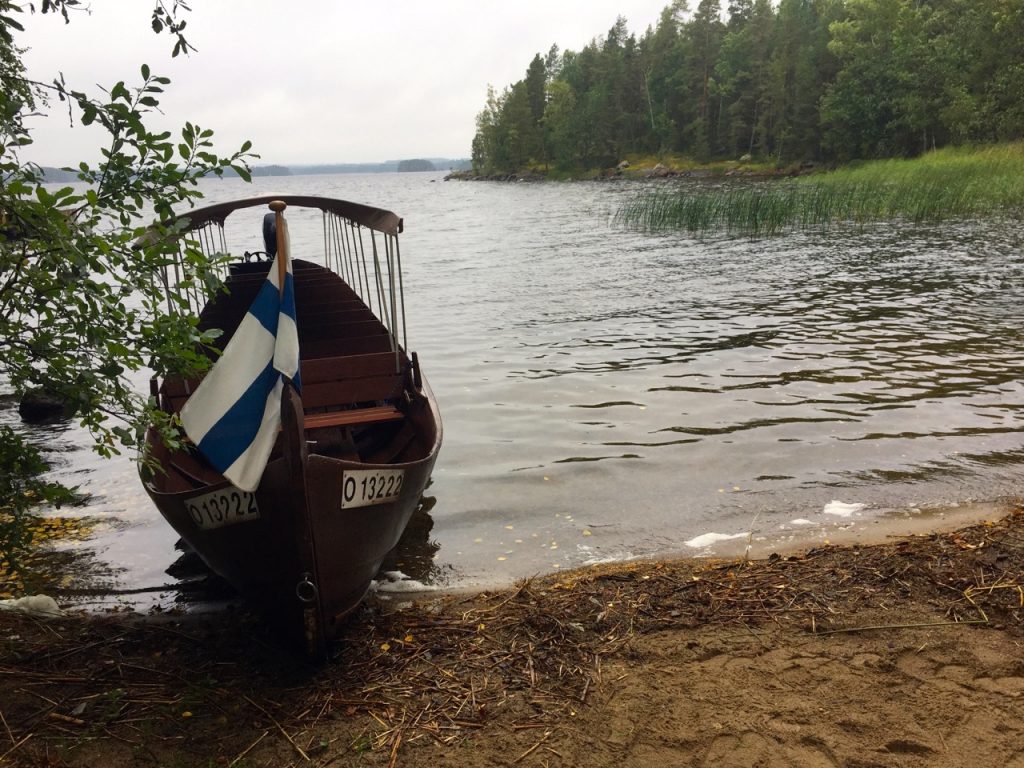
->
<box><xmin>12</xmin><ymin>175</ymin><xmax>1024</xmax><ymax>592</ymax></box>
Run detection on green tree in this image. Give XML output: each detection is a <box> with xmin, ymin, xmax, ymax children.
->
<box><xmin>524</xmin><ymin>54</ymin><xmax>548</xmax><ymax>163</ymax></box>
<box><xmin>470</xmin><ymin>81</ymin><xmax>535</xmax><ymax>174</ymax></box>
<box><xmin>525</xmin><ymin>53</ymin><xmax>547</xmax><ymax>126</ymax></box>
<box><xmin>588</xmin><ymin>17</ymin><xmax>636</xmax><ymax>165</ymax></box>
<box><xmin>939</xmin><ymin>0</ymin><xmax>1024</xmax><ymax>143</ymax></box>
<box><xmin>503</xmin><ymin>80</ymin><xmax>535</xmax><ymax>169</ymax></box>
<box><xmin>640</xmin><ymin>2</ymin><xmax>690</xmax><ymax>154</ymax></box>
<box><xmin>558</xmin><ymin>45</ymin><xmax>603</xmax><ymax>166</ymax></box>
<box><xmin>821</xmin><ymin>0</ymin><xmax>922</xmax><ymax>158</ymax></box>
<box><xmin>767</xmin><ymin>0</ymin><xmax>838</xmax><ymax>162</ymax></box>
<box><xmin>1</xmin><ymin>0</ymin><xmax>252</xmax><ymax>564</ymax></box>
<box><xmin>472</xmin><ymin>85</ymin><xmax>506</xmax><ymax>173</ymax></box>
<box><xmin>683</xmin><ymin>0</ymin><xmax>725</xmax><ymax>158</ymax></box>
<box><xmin>543</xmin><ymin>79</ymin><xmax>579</xmax><ymax>169</ymax></box>
<box><xmin>716</xmin><ymin>0</ymin><xmax>775</xmax><ymax>157</ymax></box>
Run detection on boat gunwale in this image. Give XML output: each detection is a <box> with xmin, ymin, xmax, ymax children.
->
<box><xmin>150</xmin><ymin>194</ymin><xmax>404</xmax><ymax>238</ymax></box>
<box><xmin>144</xmin><ymin>373</ymin><xmax>443</xmax><ymax>498</ymax></box>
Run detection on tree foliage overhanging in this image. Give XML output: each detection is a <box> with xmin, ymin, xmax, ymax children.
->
<box><xmin>0</xmin><ymin>0</ymin><xmax>253</xmax><ymax>560</ymax></box>
<box><xmin>472</xmin><ymin>0</ymin><xmax>1024</xmax><ymax>174</ymax></box>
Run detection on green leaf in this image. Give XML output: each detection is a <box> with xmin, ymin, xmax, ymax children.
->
<box><xmin>0</xmin><ymin>14</ymin><xmax>24</xmax><ymax>32</ymax></box>
<box><xmin>111</xmin><ymin>81</ymin><xmax>130</xmax><ymax>102</ymax></box>
<box><xmin>141</xmin><ymin>63</ymin><xmax>151</xmax><ymax>80</ymax></box>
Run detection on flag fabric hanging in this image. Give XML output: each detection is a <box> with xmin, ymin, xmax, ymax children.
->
<box><xmin>180</xmin><ymin>224</ymin><xmax>300</xmax><ymax>492</ymax></box>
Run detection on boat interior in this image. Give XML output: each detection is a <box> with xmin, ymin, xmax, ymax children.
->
<box><xmin>145</xmin><ymin>198</ymin><xmax>432</xmax><ymax>495</ymax></box>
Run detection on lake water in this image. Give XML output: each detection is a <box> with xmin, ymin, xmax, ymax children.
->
<box><xmin>8</xmin><ymin>171</ymin><xmax>1024</xmax><ymax>604</ymax></box>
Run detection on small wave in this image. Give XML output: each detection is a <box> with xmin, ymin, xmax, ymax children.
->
<box><xmin>684</xmin><ymin>531</ymin><xmax>749</xmax><ymax>548</ymax></box>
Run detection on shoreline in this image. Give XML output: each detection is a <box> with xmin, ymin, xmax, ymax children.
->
<box><xmin>443</xmin><ymin>165</ymin><xmax>801</xmax><ymax>184</ymax></box>
<box><xmin>678</xmin><ymin>497</ymin><xmax>1018</xmax><ymax>562</ymax></box>
<box><xmin>2</xmin><ymin>504</ymin><xmax>1022</xmax><ymax>766</ymax></box>
<box><xmin>5</xmin><ymin>496</ymin><xmax>1019</xmax><ymax>613</ymax></box>
<box><xmin>372</xmin><ymin>497</ymin><xmax>1020</xmax><ymax>605</ymax></box>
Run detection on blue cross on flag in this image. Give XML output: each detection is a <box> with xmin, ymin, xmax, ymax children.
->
<box><xmin>180</xmin><ymin>223</ymin><xmax>300</xmax><ymax>492</ymax></box>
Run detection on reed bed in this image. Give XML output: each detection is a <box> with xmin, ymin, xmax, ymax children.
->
<box><xmin>617</xmin><ymin>143</ymin><xmax>1024</xmax><ymax>235</ymax></box>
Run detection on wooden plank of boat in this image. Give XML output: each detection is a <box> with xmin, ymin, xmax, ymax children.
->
<box><xmin>140</xmin><ymin>197</ymin><xmax>442</xmax><ymax>659</ymax></box>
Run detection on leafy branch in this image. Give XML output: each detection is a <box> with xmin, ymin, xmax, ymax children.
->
<box><xmin>0</xmin><ymin>0</ymin><xmax>255</xmax><ymax>565</ymax></box>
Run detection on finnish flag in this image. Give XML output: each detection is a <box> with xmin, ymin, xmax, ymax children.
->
<box><xmin>180</xmin><ymin>231</ymin><xmax>300</xmax><ymax>492</ymax></box>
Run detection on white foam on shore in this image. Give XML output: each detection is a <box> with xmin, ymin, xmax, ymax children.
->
<box><xmin>684</xmin><ymin>531</ymin><xmax>749</xmax><ymax>549</ymax></box>
<box><xmin>790</xmin><ymin>518</ymin><xmax>814</xmax><ymax>526</ymax></box>
<box><xmin>0</xmin><ymin>595</ymin><xmax>62</xmax><ymax>617</ymax></box>
<box><xmin>371</xmin><ymin>571</ymin><xmax>438</xmax><ymax>594</ymax></box>
<box><xmin>580</xmin><ymin>549</ymin><xmax>641</xmax><ymax>567</ymax></box>
<box><xmin>376</xmin><ymin>579</ymin><xmax>435</xmax><ymax>593</ymax></box>
<box><xmin>823</xmin><ymin>500</ymin><xmax>867</xmax><ymax>517</ymax></box>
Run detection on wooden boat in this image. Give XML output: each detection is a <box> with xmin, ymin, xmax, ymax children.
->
<box><xmin>140</xmin><ymin>195</ymin><xmax>442</xmax><ymax>658</ymax></box>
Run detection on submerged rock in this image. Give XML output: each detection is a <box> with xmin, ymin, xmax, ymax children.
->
<box><xmin>18</xmin><ymin>388</ymin><xmax>76</xmax><ymax>423</ymax></box>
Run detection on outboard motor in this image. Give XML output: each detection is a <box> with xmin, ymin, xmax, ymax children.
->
<box><xmin>262</xmin><ymin>212</ymin><xmax>278</xmax><ymax>259</ymax></box>
<box><xmin>233</xmin><ymin>212</ymin><xmax>281</xmax><ymax>274</ymax></box>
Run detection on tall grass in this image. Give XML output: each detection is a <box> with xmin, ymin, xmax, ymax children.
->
<box><xmin>616</xmin><ymin>143</ymin><xmax>1024</xmax><ymax>236</ymax></box>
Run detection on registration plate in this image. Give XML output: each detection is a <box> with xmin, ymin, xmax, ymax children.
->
<box><xmin>340</xmin><ymin>469</ymin><xmax>405</xmax><ymax>509</ymax></box>
<box><xmin>185</xmin><ymin>487</ymin><xmax>260</xmax><ymax>530</ymax></box>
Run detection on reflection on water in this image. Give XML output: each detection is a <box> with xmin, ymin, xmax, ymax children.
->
<box><xmin>379</xmin><ymin>493</ymin><xmax>446</xmax><ymax>585</ymax></box>
<box><xmin>6</xmin><ymin>173</ymin><xmax>1024</xmax><ymax>602</ymax></box>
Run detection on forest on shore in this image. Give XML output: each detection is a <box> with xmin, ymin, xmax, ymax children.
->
<box><xmin>470</xmin><ymin>0</ymin><xmax>1024</xmax><ymax>176</ymax></box>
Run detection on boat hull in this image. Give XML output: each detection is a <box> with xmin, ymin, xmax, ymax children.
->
<box><xmin>142</xmin><ymin>377</ymin><xmax>440</xmax><ymax>651</ymax></box>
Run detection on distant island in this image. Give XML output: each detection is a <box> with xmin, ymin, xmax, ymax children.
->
<box><xmin>35</xmin><ymin>167</ymin><xmax>78</xmax><ymax>182</ymax></box>
<box><xmin>251</xmin><ymin>165</ymin><xmax>292</xmax><ymax>177</ymax></box>
<box><xmin>37</xmin><ymin>157</ymin><xmax>471</xmax><ymax>183</ymax></box>
<box><xmin>287</xmin><ymin>157</ymin><xmax>468</xmax><ymax>175</ymax></box>
<box><xmin>396</xmin><ymin>159</ymin><xmax>436</xmax><ymax>172</ymax></box>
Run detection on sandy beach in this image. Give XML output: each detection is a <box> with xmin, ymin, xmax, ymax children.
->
<box><xmin>1</xmin><ymin>504</ymin><xmax>1022</xmax><ymax>767</ymax></box>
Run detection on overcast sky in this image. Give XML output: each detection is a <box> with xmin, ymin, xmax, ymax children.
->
<box><xmin>17</xmin><ymin>1</ymin><xmax>671</xmax><ymax>166</ymax></box>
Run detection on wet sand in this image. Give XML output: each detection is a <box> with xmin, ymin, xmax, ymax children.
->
<box><xmin>685</xmin><ymin>498</ymin><xmax>1017</xmax><ymax>561</ymax></box>
<box><xmin>1</xmin><ymin>504</ymin><xmax>1022</xmax><ymax>767</ymax></box>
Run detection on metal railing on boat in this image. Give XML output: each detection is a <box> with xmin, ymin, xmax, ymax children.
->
<box><xmin>139</xmin><ymin>195</ymin><xmax>410</xmax><ymax>372</ymax></box>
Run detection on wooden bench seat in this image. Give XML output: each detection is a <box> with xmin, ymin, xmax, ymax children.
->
<box><xmin>156</xmin><ymin>399</ymin><xmax>402</xmax><ymax>440</ymax></box>
<box><xmin>303</xmin><ymin>405</ymin><xmax>403</xmax><ymax>430</ymax></box>
<box><xmin>301</xmin><ymin>350</ymin><xmax>407</xmax><ymax>430</ymax></box>
<box><xmin>160</xmin><ymin>347</ymin><xmax>406</xmax><ymax>428</ymax></box>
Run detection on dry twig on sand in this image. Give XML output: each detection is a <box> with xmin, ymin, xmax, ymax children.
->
<box><xmin>0</xmin><ymin>507</ymin><xmax>1020</xmax><ymax>766</ymax></box>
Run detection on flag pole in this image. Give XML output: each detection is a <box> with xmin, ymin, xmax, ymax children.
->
<box><xmin>269</xmin><ymin>200</ymin><xmax>288</xmax><ymax>297</ymax></box>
